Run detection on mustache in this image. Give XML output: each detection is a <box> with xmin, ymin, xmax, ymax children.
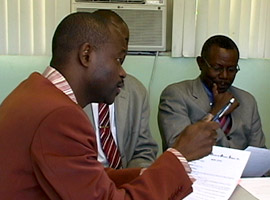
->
<box><xmin>211</xmin><ymin>79</ymin><xmax>231</xmax><ymax>86</ymax></box>
<box><xmin>216</xmin><ymin>81</ymin><xmax>231</xmax><ymax>86</ymax></box>
<box><xmin>117</xmin><ymin>79</ymin><xmax>124</xmax><ymax>88</ymax></box>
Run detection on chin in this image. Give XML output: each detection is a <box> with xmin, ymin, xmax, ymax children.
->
<box><xmin>102</xmin><ymin>99</ymin><xmax>113</xmax><ymax>105</ymax></box>
<box><xmin>218</xmin><ymin>88</ymin><xmax>228</xmax><ymax>93</ymax></box>
<box><xmin>105</xmin><ymin>96</ymin><xmax>117</xmax><ymax>105</ymax></box>
<box><xmin>103</xmin><ymin>90</ymin><xmax>120</xmax><ymax>105</ymax></box>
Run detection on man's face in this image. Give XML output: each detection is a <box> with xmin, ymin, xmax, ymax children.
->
<box><xmin>87</xmin><ymin>25</ymin><xmax>127</xmax><ymax>104</ymax></box>
<box><xmin>117</xmin><ymin>22</ymin><xmax>129</xmax><ymax>64</ymax></box>
<box><xmin>199</xmin><ymin>45</ymin><xmax>239</xmax><ymax>93</ymax></box>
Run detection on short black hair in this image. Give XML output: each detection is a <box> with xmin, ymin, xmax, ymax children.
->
<box><xmin>201</xmin><ymin>35</ymin><xmax>239</xmax><ymax>59</ymax></box>
<box><xmin>93</xmin><ymin>9</ymin><xmax>126</xmax><ymax>26</ymax></box>
<box><xmin>51</xmin><ymin>12</ymin><xmax>110</xmax><ymax>65</ymax></box>
<box><xmin>93</xmin><ymin>9</ymin><xmax>129</xmax><ymax>43</ymax></box>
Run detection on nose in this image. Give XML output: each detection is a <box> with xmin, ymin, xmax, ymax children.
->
<box><xmin>219</xmin><ymin>68</ymin><xmax>228</xmax><ymax>79</ymax></box>
<box><xmin>120</xmin><ymin>65</ymin><xmax>127</xmax><ymax>79</ymax></box>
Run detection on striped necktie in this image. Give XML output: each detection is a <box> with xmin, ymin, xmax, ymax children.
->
<box><xmin>98</xmin><ymin>103</ymin><xmax>122</xmax><ymax>169</ymax></box>
<box><xmin>219</xmin><ymin>114</ymin><xmax>232</xmax><ymax>135</ymax></box>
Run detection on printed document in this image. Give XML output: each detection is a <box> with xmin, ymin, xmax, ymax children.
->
<box><xmin>242</xmin><ymin>146</ymin><xmax>270</xmax><ymax>177</ymax></box>
<box><xmin>184</xmin><ymin>146</ymin><xmax>250</xmax><ymax>200</ymax></box>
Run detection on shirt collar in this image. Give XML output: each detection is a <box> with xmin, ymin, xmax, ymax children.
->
<box><xmin>42</xmin><ymin>66</ymin><xmax>78</xmax><ymax>104</ymax></box>
<box><xmin>201</xmin><ymin>80</ymin><xmax>214</xmax><ymax>104</ymax></box>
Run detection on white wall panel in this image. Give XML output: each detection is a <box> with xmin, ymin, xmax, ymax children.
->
<box><xmin>172</xmin><ymin>0</ymin><xmax>270</xmax><ymax>58</ymax></box>
<box><xmin>7</xmin><ymin>0</ymin><xmax>20</xmax><ymax>54</ymax></box>
<box><xmin>207</xmin><ymin>0</ymin><xmax>220</xmax><ymax>35</ymax></box>
<box><xmin>45</xmin><ymin>1</ymin><xmax>56</xmax><ymax>55</ymax></box>
<box><xmin>33</xmin><ymin>0</ymin><xmax>45</xmax><ymax>55</ymax></box>
<box><xmin>219</xmin><ymin>0</ymin><xmax>230</xmax><ymax>35</ymax></box>
<box><xmin>0</xmin><ymin>0</ymin><xmax>8</xmax><ymax>54</ymax></box>
<box><xmin>195</xmin><ymin>0</ymin><xmax>208</xmax><ymax>56</ymax></box>
<box><xmin>171</xmin><ymin>0</ymin><xmax>184</xmax><ymax>57</ymax></box>
<box><xmin>0</xmin><ymin>0</ymin><xmax>70</xmax><ymax>55</ymax></box>
<box><xmin>55</xmin><ymin>0</ymin><xmax>71</xmax><ymax>23</ymax></box>
<box><xmin>257</xmin><ymin>0</ymin><xmax>268</xmax><ymax>58</ymax></box>
<box><xmin>182</xmin><ymin>0</ymin><xmax>196</xmax><ymax>57</ymax></box>
<box><xmin>238</xmin><ymin>0</ymin><xmax>251</xmax><ymax>58</ymax></box>
<box><xmin>1</xmin><ymin>0</ymin><xmax>270</xmax><ymax>58</ymax></box>
<box><xmin>20</xmin><ymin>0</ymin><xmax>33</xmax><ymax>55</ymax></box>
<box><xmin>264</xmin><ymin>1</ymin><xmax>270</xmax><ymax>58</ymax></box>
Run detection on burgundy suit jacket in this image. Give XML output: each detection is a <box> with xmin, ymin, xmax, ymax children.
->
<box><xmin>0</xmin><ymin>73</ymin><xmax>192</xmax><ymax>200</ymax></box>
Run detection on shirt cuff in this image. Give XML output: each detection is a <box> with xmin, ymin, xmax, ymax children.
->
<box><xmin>167</xmin><ymin>148</ymin><xmax>195</xmax><ymax>183</ymax></box>
<box><xmin>139</xmin><ymin>168</ymin><xmax>147</xmax><ymax>175</ymax></box>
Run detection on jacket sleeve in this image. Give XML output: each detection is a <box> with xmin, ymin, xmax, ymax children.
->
<box><xmin>31</xmin><ymin>105</ymin><xmax>193</xmax><ymax>200</ymax></box>
<box><xmin>246</xmin><ymin>97</ymin><xmax>266</xmax><ymax>147</ymax></box>
<box><xmin>105</xmin><ymin>167</ymin><xmax>141</xmax><ymax>188</ymax></box>
<box><xmin>158</xmin><ymin>84</ymin><xmax>193</xmax><ymax>150</ymax></box>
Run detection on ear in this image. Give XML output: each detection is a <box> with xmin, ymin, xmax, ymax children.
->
<box><xmin>78</xmin><ymin>43</ymin><xmax>92</xmax><ymax>68</ymax></box>
<box><xmin>196</xmin><ymin>56</ymin><xmax>204</xmax><ymax>71</ymax></box>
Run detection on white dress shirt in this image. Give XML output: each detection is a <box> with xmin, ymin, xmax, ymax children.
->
<box><xmin>91</xmin><ymin>103</ymin><xmax>118</xmax><ymax>167</ymax></box>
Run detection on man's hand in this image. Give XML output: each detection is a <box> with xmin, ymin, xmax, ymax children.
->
<box><xmin>210</xmin><ymin>83</ymin><xmax>239</xmax><ymax>116</ymax></box>
<box><xmin>172</xmin><ymin>120</ymin><xmax>219</xmax><ymax>161</ymax></box>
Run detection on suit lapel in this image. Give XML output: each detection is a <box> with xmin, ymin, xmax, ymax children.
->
<box><xmin>83</xmin><ymin>104</ymin><xmax>96</xmax><ymax>131</ymax></box>
<box><xmin>192</xmin><ymin>77</ymin><xmax>212</xmax><ymax>112</ymax></box>
<box><xmin>114</xmin><ymin>88</ymin><xmax>129</xmax><ymax>155</ymax></box>
<box><xmin>226</xmin><ymin>87</ymin><xmax>238</xmax><ymax>134</ymax></box>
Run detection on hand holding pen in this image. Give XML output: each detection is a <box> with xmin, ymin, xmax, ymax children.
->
<box><xmin>210</xmin><ymin>83</ymin><xmax>240</xmax><ymax>119</ymax></box>
<box><xmin>212</xmin><ymin>98</ymin><xmax>235</xmax><ymax>121</ymax></box>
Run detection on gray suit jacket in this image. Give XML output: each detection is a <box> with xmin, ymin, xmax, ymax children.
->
<box><xmin>158</xmin><ymin>77</ymin><xmax>266</xmax><ymax>150</ymax></box>
<box><xmin>84</xmin><ymin>74</ymin><xmax>158</xmax><ymax>168</ymax></box>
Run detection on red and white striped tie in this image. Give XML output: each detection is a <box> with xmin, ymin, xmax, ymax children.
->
<box><xmin>98</xmin><ymin>103</ymin><xmax>122</xmax><ymax>169</ymax></box>
<box><xmin>219</xmin><ymin>114</ymin><xmax>232</xmax><ymax>135</ymax></box>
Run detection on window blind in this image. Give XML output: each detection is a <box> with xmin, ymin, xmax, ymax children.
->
<box><xmin>0</xmin><ymin>0</ymin><xmax>70</xmax><ymax>55</ymax></box>
<box><xmin>172</xmin><ymin>0</ymin><xmax>270</xmax><ymax>58</ymax></box>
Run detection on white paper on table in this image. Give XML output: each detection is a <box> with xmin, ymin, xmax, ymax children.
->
<box><xmin>184</xmin><ymin>146</ymin><xmax>250</xmax><ymax>200</ymax></box>
<box><xmin>239</xmin><ymin>177</ymin><xmax>270</xmax><ymax>200</ymax></box>
<box><xmin>242</xmin><ymin>146</ymin><xmax>270</xmax><ymax>177</ymax></box>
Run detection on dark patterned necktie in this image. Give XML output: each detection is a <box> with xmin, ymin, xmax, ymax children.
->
<box><xmin>98</xmin><ymin>103</ymin><xmax>122</xmax><ymax>169</ymax></box>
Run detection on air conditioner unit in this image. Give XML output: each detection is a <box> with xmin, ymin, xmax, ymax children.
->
<box><xmin>71</xmin><ymin>0</ymin><xmax>172</xmax><ymax>52</ymax></box>
<box><xmin>74</xmin><ymin>0</ymin><xmax>146</xmax><ymax>3</ymax></box>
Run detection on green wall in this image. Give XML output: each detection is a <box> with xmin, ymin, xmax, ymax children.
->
<box><xmin>0</xmin><ymin>55</ymin><xmax>269</xmax><ymax>155</ymax></box>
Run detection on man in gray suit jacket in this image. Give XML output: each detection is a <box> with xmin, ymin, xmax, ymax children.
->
<box><xmin>159</xmin><ymin>35</ymin><xmax>266</xmax><ymax>151</ymax></box>
<box><xmin>84</xmin><ymin>10</ymin><xmax>158</xmax><ymax>168</ymax></box>
<box><xmin>84</xmin><ymin>74</ymin><xmax>158</xmax><ymax>168</ymax></box>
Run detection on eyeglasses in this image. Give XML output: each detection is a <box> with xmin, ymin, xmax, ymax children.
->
<box><xmin>203</xmin><ymin>58</ymin><xmax>240</xmax><ymax>75</ymax></box>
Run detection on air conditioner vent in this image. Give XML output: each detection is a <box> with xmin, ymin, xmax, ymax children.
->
<box><xmin>75</xmin><ymin>0</ymin><xmax>146</xmax><ymax>3</ymax></box>
<box><xmin>71</xmin><ymin>0</ymin><xmax>172</xmax><ymax>52</ymax></box>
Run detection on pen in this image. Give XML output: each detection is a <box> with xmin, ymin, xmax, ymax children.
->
<box><xmin>212</xmin><ymin>98</ymin><xmax>235</xmax><ymax>121</ymax></box>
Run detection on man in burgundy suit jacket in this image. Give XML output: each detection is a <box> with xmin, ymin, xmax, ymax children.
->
<box><xmin>0</xmin><ymin>12</ymin><xmax>218</xmax><ymax>199</ymax></box>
